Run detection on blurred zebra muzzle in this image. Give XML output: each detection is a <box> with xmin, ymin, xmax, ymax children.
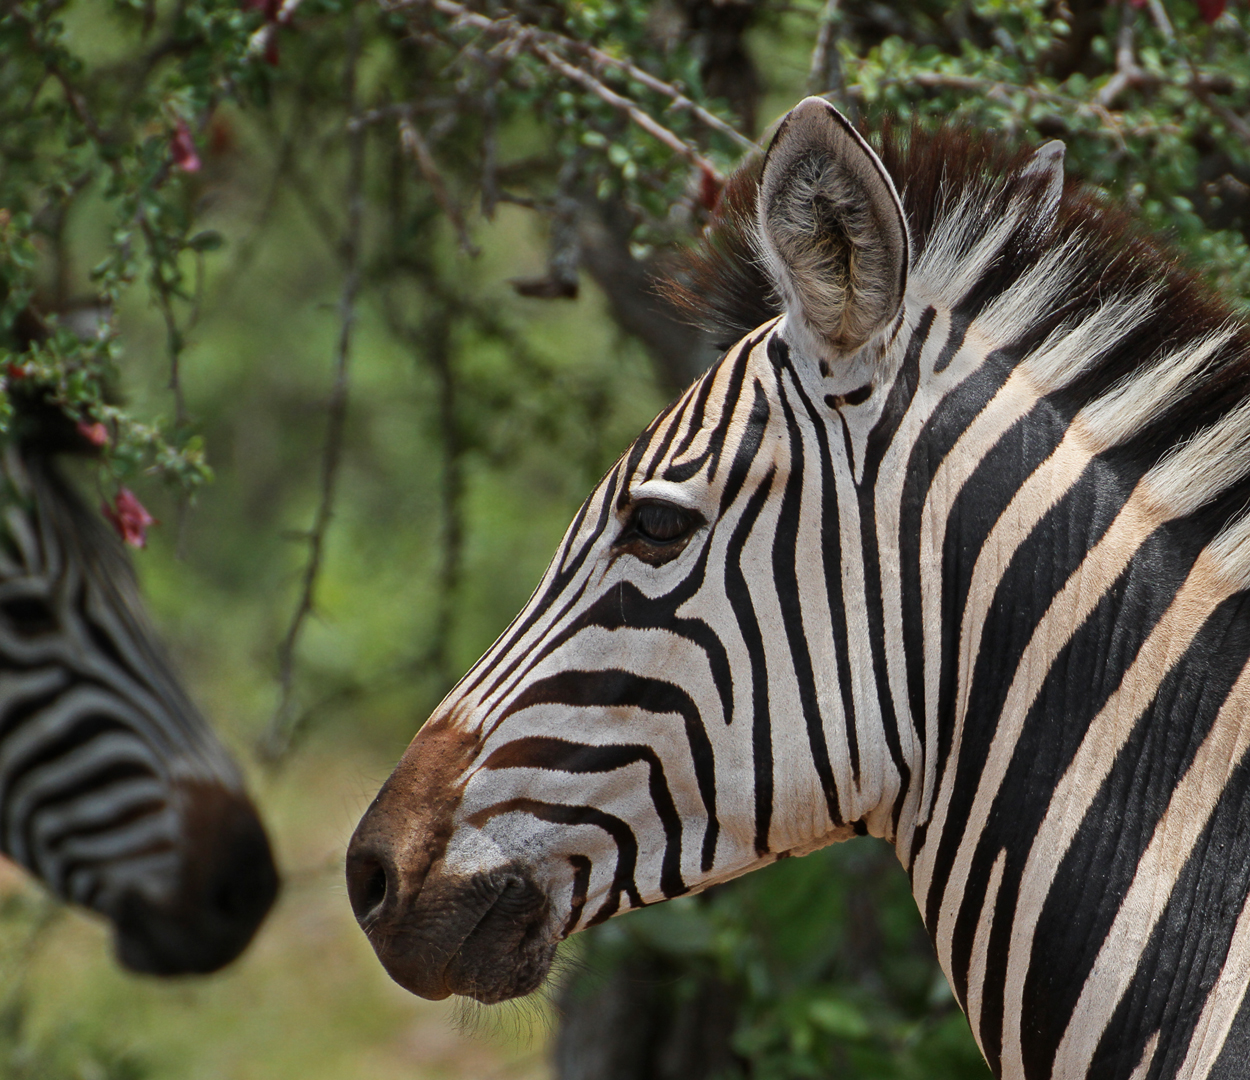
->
<box><xmin>111</xmin><ymin>783</ymin><xmax>279</xmax><ymax>976</ymax></box>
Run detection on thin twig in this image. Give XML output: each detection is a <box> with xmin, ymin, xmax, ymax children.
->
<box><xmin>385</xmin><ymin>0</ymin><xmax>751</xmax><ymax>166</ymax></box>
<box><xmin>1145</xmin><ymin>0</ymin><xmax>1176</xmax><ymax>44</ymax></box>
<box><xmin>347</xmin><ymin>98</ymin><xmax>460</xmax><ymax>131</ymax></box>
<box><xmin>45</xmin><ymin>66</ymin><xmax>108</xmax><ymax>145</ymax></box>
<box><xmin>530</xmin><ymin>41</ymin><xmax>721</xmax><ymax>179</ymax></box>
<box><xmin>247</xmin><ymin>0</ymin><xmax>307</xmax><ymax>59</ymax></box>
<box><xmin>415</xmin><ymin>0</ymin><xmax>757</xmax><ymax>150</ymax></box>
<box><xmin>399</xmin><ymin>117</ymin><xmax>480</xmax><ymax>255</ymax></box>
<box><xmin>1168</xmin><ymin>18</ymin><xmax>1250</xmax><ymax>145</ymax></box>
<box><xmin>807</xmin><ymin>0</ymin><xmax>855</xmax><ymax>121</ymax></box>
<box><xmin>1097</xmin><ymin>2</ymin><xmax>1142</xmax><ymax>108</ymax></box>
<box><xmin>480</xmin><ymin>58</ymin><xmax>500</xmax><ymax>219</ymax></box>
<box><xmin>261</xmin><ymin>17</ymin><xmax>366</xmax><ymax>764</ymax></box>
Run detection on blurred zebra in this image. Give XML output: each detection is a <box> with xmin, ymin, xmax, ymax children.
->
<box><xmin>0</xmin><ymin>395</ymin><xmax>277</xmax><ymax>974</ymax></box>
<box><xmin>349</xmin><ymin>98</ymin><xmax>1250</xmax><ymax>1078</ymax></box>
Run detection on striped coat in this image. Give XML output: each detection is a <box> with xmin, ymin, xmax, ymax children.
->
<box><xmin>349</xmin><ymin>99</ymin><xmax>1250</xmax><ymax>1078</ymax></box>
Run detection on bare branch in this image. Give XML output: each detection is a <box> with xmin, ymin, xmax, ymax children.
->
<box><xmin>528</xmin><ymin>40</ymin><xmax>722</xmax><ymax>179</ymax></box>
<box><xmin>399</xmin><ymin>117</ymin><xmax>480</xmax><ymax>255</ymax></box>
<box><xmin>1145</xmin><ymin>0</ymin><xmax>1176</xmax><ymax>44</ymax></box>
<box><xmin>385</xmin><ymin>0</ymin><xmax>755</xmax><ymax>165</ymax></box>
<box><xmin>1166</xmin><ymin>16</ymin><xmax>1250</xmax><ymax>146</ymax></box>
<box><xmin>808</xmin><ymin>0</ymin><xmax>856</xmax><ymax>121</ymax></box>
<box><xmin>247</xmin><ymin>0</ymin><xmax>307</xmax><ymax>60</ymax></box>
<box><xmin>261</xmin><ymin>17</ymin><xmax>366</xmax><ymax>764</ymax></box>
<box><xmin>1097</xmin><ymin>2</ymin><xmax>1142</xmax><ymax>108</ymax></box>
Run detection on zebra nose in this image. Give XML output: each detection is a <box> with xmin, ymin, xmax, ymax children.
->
<box><xmin>346</xmin><ymin>843</ymin><xmax>395</xmax><ymax>925</ymax></box>
<box><xmin>113</xmin><ymin>785</ymin><xmax>279</xmax><ymax>975</ymax></box>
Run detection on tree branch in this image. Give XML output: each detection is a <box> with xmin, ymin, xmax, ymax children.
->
<box><xmin>385</xmin><ymin>0</ymin><xmax>754</xmax><ymax>171</ymax></box>
<box><xmin>260</xmin><ymin>17</ymin><xmax>366</xmax><ymax>764</ymax></box>
<box><xmin>398</xmin><ymin>117</ymin><xmax>480</xmax><ymax>255</ymax></box>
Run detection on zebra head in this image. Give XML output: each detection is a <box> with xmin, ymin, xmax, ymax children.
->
<box><xmin>347</xmin><ymin>98</ymin><xmax>950</xmax><ymax>1003</ymax></box>
<box><xmin>353</xmin><ymin>93</ymin><xmax>1250</xmax><ymax>1078</ymax></box>
<box><xmin>0</xmin><ymin>403</ymin><xmax>278</xmax><ymax>974</ymax></box>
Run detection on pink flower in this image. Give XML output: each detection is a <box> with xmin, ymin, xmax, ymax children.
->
<box><xmin>102</xmin><ymin>488</ymin><xmax>156</xmax><ymax>549</ymax></box>
<box><xmin>1195</xmin><ymin>0</ymin><xmax>1226</xmax><ymax>22</ymax></box>
<box><xmin>171</xmin><ymin>120</ymin><xmax>201</xmax><ymax>173</ymax></box>
<box><xmin>76</xmin><ymin>420</ymin><xmax>108</xmax><ymax>448</ymax></box>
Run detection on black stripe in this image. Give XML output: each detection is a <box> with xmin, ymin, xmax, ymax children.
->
<box><xmin>932</xmin><ymin>309</ymin><xmax>970</xmax><ymax>375</ymax></box>
<box><xmin>773</xmin><ymin>375</ymin><xmax>841</xmax><ymax>826</ymax></box>
<box><xmin>469</xmin><ymin>798</ymin><xmax>641</xmax><ymax>925</ymax></box>
<box><xmin>563</xmin><ymin>854</ymin><xmax>592</xmax><ymax>936</ymax></box>
<box><xmin>471</xmin><ymin>466</ymin><xmax>626</xmax><ymax>708</ymax></box>
<box><xmin>483</xmin><ymin>736</ymin><xmax>687</xmax><ymax>897</ymax></box>
<box><xmin>1095</xmin><ymin>710</ymin><xmax>1250</xmax><ymax>1080</ymax></box>
<box><xmin>497</xmin><ymin>669</ymin><xmax>719</xmax><ymax>872</ymax></box>
<box><xmin>670</xmin><ymin>353</ymin><xmax>724</xmax><ymax>464</ymax></box>
<box><xmin>724</xmin><ymin>458</ymin><xmax>778</xmax><ymax>856</ymax></box>
<box><xmin>575</xmin><ymin>579</ymin><xmax>734</xmax><ymax>727</ymax></box>
<box><xmin>663</xmin><ymin>329</ymin><xmax>763</xmax><ymax>486</ymax></box>
<box><xmin>921</xmin><ymin>450</ymin><xmax>1127</xmax><ymax>931</ymax></box>
<box><xmin>855</xmin><ymin>308</ymin><xmax>935</xmax><ymax>819</ymax></box>
<box><xmin>1018</xmin><ymin>588</ymin><xmax>1250</xmax><ymax>1078</ymax></box>
<box><xmin>784</xmin><ymin>355</ymin><xmax>859</xmax><ymax>792</ymax></box>
<box><xmin>954</xmin><ymin>514</ymin><xmax>1205</xmax><ymax>1070</ymax></box>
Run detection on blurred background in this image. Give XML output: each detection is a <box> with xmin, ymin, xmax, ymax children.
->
<box><xmin>1</xmin><ymin>1</ymin><xmax>1248</xmax><ymax>1077</ymax></box>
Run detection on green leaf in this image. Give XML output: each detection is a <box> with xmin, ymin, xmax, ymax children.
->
<box><xmin>807</xmin><ymin>997</ymin><xmax>871</xmax><ymax>1040</ymax></box>
<box><xmin>187</xmin><ymin>230</ymin><xmax>224</xmax><ymax>252</ymax></box>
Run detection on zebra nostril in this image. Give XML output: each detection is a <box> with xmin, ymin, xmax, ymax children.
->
<box><xmin>346</xmin><ymin>850</ymin><xmax>390</xmax><ymax>923</ymax></box>
<box><xmin>363</xmin><ymin>866</ymin><xmax>387</xmax><ymax>911</ymax></box>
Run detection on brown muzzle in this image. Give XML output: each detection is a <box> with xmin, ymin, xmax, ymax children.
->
<box><xmin>345</xmin><ymin>718</ymin><xmax>556</xmax><ymax>1003</ymax></box>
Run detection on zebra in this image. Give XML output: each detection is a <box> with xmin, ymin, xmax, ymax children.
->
<box><xmin>347</xmin><ymin>97</ymin><xmax>1250</xmax><ymax>1078</ymax></box>
<box><xmin>0</xmin><ymin>394</ymin><xmax>278</xmax><ymax>974</ymax></box>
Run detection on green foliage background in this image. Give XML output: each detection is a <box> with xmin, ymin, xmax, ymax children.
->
<box><xmin>1</xmin><ymin>1</ymin><xmax>1249</xmax><ymax>1077</ymax></box>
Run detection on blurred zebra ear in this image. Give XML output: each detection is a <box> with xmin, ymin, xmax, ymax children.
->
<box><xmin>756</xmin><ymin>97</ymin><xmax>908</xmax><ymax>358</ymax></box>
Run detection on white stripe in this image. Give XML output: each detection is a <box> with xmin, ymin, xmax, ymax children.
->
<box><xmin>1051</xmin><ymin>658</ymin><xmax>1250</xmax><ymax>1078</ymax></box>
<box><xmin>999</xmin><ymin>554</ymin><xmax>1242</xmax><ymax>1079</ymax></box>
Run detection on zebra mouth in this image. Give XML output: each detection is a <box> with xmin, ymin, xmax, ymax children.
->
<box><xmin>351</xmin><ymin>859</ymin><xmax>556</xmax><ymax>1003</ymax></box>
<box><xmin>108</xmin><ymin>785</ymin><xmax>280</xmax><ymax>975</ymax></box>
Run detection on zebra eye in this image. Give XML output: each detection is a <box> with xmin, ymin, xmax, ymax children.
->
<box><xmin>617</xmin><ymin>501</ymin><xmax>704</xmax><ymax>567</ymax></box>
<box><xmin>632</xmin><ymin>501</ymin><xmax>699</xmax><ymax>544</ymax></box>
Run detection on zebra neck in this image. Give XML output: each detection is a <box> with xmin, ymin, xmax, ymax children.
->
<box><xmin>875</xmin><ymin>308</ymin><xmax>1250</xmax><ymax>1078</ymax></box>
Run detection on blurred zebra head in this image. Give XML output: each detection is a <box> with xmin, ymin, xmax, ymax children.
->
<box><xmin>0</xmin><ymin>400</ymin><xmax>278</xmax><ymax>975</ymax></box>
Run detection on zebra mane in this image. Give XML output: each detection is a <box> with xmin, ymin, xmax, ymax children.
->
<box><xmin>663</xmin><ymin>118</ymin><xmax>1250</xmax><ymax>561</ymax></box>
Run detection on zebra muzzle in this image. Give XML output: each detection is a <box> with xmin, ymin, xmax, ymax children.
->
<box><xmin>111</xmin><ymin>782</ymin><xmax>279</xmax><ymax>975</ymax></box>
<box><xmin>347</xmin><ymin>845</ymin><xmax>554</xmax><ymax>1003</ymax></box>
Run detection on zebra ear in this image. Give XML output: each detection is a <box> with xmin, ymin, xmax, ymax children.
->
<box><xmin>756</xmin><ymin>97</ymin><xmax>909</xmax><ymax>358</ymax></box>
